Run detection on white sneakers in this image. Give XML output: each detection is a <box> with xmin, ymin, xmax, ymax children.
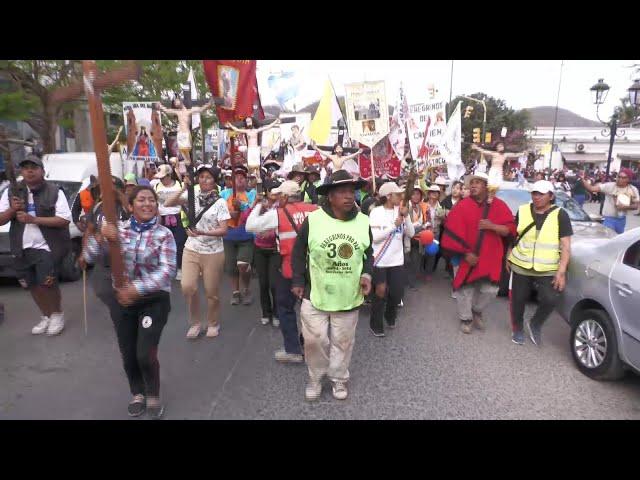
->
<box><xmin>274</xmin><ymin>349</ymin><xmax>303</xmax><ymax>363</ymax></box>
<box><xmin>332</xmin><ymin>381</ymin><xmax>348</xmax><ymax>400</ymax></box>
<box><xmin>260</xmin><ymin>317</ymin><xmax>270</xmax><ymax>326</ymax></box>
<box><xmin>272</xmin><ymin>317</ymin><xmax>280</xmax><ymax>328</ymax></box>
<box><xmin>206</xmin><ymin>326</ymin><xmax>219</xmax><ymax>338</ymax></box>
<box><xmin>32</xmin><ymin>313</ymin><xmax>65</xmax><ymax>336</ymax></box>
<box><xmin>186</xmin><ymin>325</ymin><xmax>201</xmax><ymax>339</ymax></box>
<box><xmin>175</xmin><ymin>269</ymin><xmax>182</xmax><ymax>281</ymax></box>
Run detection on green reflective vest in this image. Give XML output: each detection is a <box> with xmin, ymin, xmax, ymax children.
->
<box><xmin>307</xmin><ymin>209</ymin><xmax>371</xmax><ymax>311</ymax></box>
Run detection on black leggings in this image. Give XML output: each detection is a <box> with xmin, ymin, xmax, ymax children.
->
<box><xmin>509</xmin><ymin>272</ymin><xmax>561</xmax><ymax>333</ymax></box>
<box><xmin>253</xmin><ymin>247</ymin><xmax>280</xmax><ymax>319</ymax></box>
<box><xmin>111</xmin><ymin>292</ymin><xmax>171</xmax><ymax>397</ymax></box>
<box><xmin>370</xmin><ymin>265</ymin><xmax>405</xmax><ymax>332</ymax></box>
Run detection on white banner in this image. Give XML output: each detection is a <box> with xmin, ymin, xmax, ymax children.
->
<box><xmin>439</xmin><ymin>101</ymin><xmax>465</xmax><ymax>180</ymax></box>
<box><xmin>188</xmin><ymin>68</ymin><xmax>201</xmax><ymax>131</ymax></box>
<box><xmin>407</xmin><ymin>90</ymin><xmax>447</xmax><ymax>167</ymax></box>
<box><xmin>389</xmin><ymin>85</ymin><xmax>409</xmax><ymax>158</ymax></box>
<box><xmin>344</xmin><ymin>81</ymin><xmax>389</xmax><ymax>148</ymax></box>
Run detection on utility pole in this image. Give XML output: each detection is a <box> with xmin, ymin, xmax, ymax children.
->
<box><xmin>549</xmin><ymin>60</ymin><xmax>564</xmax><ymax>170</ymax></box>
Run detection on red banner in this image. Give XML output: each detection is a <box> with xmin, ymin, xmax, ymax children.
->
<box><xmin>358</xmin><ymin>137</ymin><xmax>400</xmax><ymax>179</ymax></box>
<box><xmin>202</xmin><ymin>60</ymin><xmax>264</xmax><ymax>124</ymax></box>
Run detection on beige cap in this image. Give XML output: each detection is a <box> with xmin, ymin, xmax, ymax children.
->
<box><xmin>378</xmin><ymin>182</ymin><xmax>404</xmax><ymax>197</ymax></box>
<box><xmin>530</xmin><ymin>180</ymin><xmax>554</xmax><ymax>194</ymax></box>
<box><xmin>154</xmin><ymin>164</ymin><xmax>173</xmax><ymax>179</ymax></box>
<box><xmin>272</xmin><ymin>180</ymin><xmax>301</xmax><ymax>196</ymax></box>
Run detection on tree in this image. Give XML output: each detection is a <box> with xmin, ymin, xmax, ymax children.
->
<box><xmin>0</xmin><ymin>60</ymin><xmax>217</xmax><ymax>153</ymax></box>
<box><xmin>447</xmin><ymin>93</ymin><xmax>531</xmax><ymax>165</ymax></box>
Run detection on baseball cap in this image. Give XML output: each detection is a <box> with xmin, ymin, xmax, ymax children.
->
<box><xmin>124</xmin><ymin>173</ymin><xmax>137</xmax><ymax>185</ymax></box>
<box><xmin>272</xmin><ymin>180</ymin><xmax>301</xmax><ymax>196</ymax></box>
<box><xmin>19</xmin><ymin>154</ymin><xmax>44</xmax><ymax>169</ymax></box>
<box><xmin>530</xmin><ymin>180</ymin><xmax>554</xmax><ymax>194</ymax></box>
<box><xmin>378</xmin><ymin>182</ymin><xmax>404</xmax><ymax>197</ymax></box>
<box><xmin>154</xmin><ymin>164</ymin><xmax>173</xmax><ymax>179</ymax></box>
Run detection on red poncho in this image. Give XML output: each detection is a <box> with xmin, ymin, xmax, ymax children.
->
<box><xmin>441</xmin><ymin>197</ymin><xmax>516</xmax><ymax>289</ymax></box>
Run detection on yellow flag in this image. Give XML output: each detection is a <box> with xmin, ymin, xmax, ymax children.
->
<box><xmin>309</xmin><ymin>79</ymin><xmax>342</xmax><ymax>145</ymax></box>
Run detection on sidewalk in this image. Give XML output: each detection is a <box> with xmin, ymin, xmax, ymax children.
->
<box><xmin>582</xmin><ymin>202</ymin><xmax>640</xmax><ymax>231</ymax></box>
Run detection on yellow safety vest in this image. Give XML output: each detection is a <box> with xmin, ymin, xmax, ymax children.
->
<box><xmin>509</xmin><ymin>204</ymin><xmax>561</xmax><ymax>272</ymax></box>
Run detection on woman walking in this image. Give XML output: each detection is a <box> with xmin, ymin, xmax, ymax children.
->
<box><xmin>82</xmin><ymin>185</ymin><xmax>177</xmax><ymax>419</ymax></box>
<box><xmin>165</xmin><ymin>165</ymin><xmax>230</xmax><ymax>339</ymax></box>
<box><xmin>368</xmin><ymin>182</ymin><xmax>414</xmax><ymax>337</ymax></box>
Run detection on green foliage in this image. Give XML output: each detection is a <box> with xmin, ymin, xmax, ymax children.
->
<box><xmin>0</xmin><ymin>89</ymin><xmax>39</xmax><ymax>121</ymax></box>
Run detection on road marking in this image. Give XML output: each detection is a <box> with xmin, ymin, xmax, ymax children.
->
<box><xmin>207</xmin><ymin>326</ymin><xmax>257</xmax><ymax>419</ymax></box>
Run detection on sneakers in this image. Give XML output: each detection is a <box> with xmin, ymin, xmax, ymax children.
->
<box><xmin>272</xmin><ymin>317</ymin><xmax>280</xmax><ymax>328</ymax></box>
<box><xmin>32</xmin><ymin>316</ymin><xmax>49</xmax><ymax>335</ymax></box>
<box><xmin>206</xmin><ymin>326</ymin><xmax>219</xmax><ymax>338</ymax></box>
<box><xmin>274</xmin><ymin>349</ymin><xmax>304</xmax><ymax>363</ymax></box>
<box><xmin>230</xmin><ymin>291</ymin><xmax>241</xmax><ymax>305</ymax></box>
<box><xmin>451</xmin><ymin>289</ymin><xmax>457</xmax><ymax>299</ymax></box>
<box><xmin>241</xmin><ymin>289</ymin><xmax>253</xmax><ymax>306</ymax></box>
<box><xmin>332</xmin><ymin>381</ymin><xmax>348</xmax><ymax>400</ymax></box>
<box><xmin>186</xmin><ymin>325</ymin><xmax>201</xmax><ymax>339</ymax></box>
<box><xmin>127</xmin><ymin>394</ymin><xmax>146</xmax><ymax>417</ymax></box>
<box><xmin>472</xmin><ymin>311</ymin><xmax>485</xmax><ymax>331</ymax></box>
<box><xmin>398</xmin><ymin>299</ymin><xmax>404</xmax><ymax>308</ymax></box>
<box><xmin>260</xmin><ymin>317</ymin><xmax>270</xmax><ymax>326</ymax></box>
<box><xmin>370</xmin><ymin>326</ymin><xmax>385</xmax><ymax>337</ymax></box>
<box><xmin>175</xmin><ymin>269</ymin><xmax>182</xmax><ymax>281</ymax></box>
<box><xmin>460</xmin><ymin>320</ymin><xmax>472</xmax><ymax>334</ymax></box>
<box><xmin>305</xmin><ymin>380</ymin><xmax>322</xmax><ymax>401</ymax></box>
<box><xmin>147</xmin><ymin>404</ymin><xmax>165</xmax><ymax>420</ymax></box>
<box><xmin>46</xmin><ymin>313</ymin><xmax>65</xmax><ymax>336</ymax></box>
<box><xmin>525</xmin><ymin>319</ymin><xmax>542</xmax><ymax>346</ymax></box>
<box><xmin>512</xmin><ymin>330</ymin><xmax>525</xmax><ymax>345</ymax></box>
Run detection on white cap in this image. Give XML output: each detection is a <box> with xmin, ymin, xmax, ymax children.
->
<box><xmin>378</xmin><ymin>182</ymin><xmax>404</xmax><ymax>197</ymax></box>
<box><xmin>435</xmin><ymin>176</ymin><xmax>448</xmax><ymax>186</ymax></box>
<box><xmin>530</xmin><ymin>180</ymin><xmax>554</xmax><ymax>194</ymax></box>
<box><xmin>154</xmin><ymin>164</ymin><xmax>173</xmax><ymax>179</ymax></box>
<box><xmin>464</xmin><ymin>172</ymin><xmax>489</xmax><ymax>185</ymax></box>
<box><xmin>427</xmin><ymin>184</ymin><xmax>441</xmax><ymax>192</ymax></box>
<box><xmin>272</xmin><ymin>180</ymin><xmax>301</xmax><ymax>196</ymax></box>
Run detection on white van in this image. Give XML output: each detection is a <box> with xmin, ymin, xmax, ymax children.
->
<box><xmin>0</xmin><ymin>152</ymin><xmax>124</xmax><ymax>281</ymax></box>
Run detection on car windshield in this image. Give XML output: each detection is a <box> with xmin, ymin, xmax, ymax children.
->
<box><xmin>50</xmin><ymin>180</ymin><xmax>82</xmax><ymax>207</ymax></box>
<box><xmin>496</xmin><ymin>189</ymin><xmax>591</xmax><ymax>222</ymax></box>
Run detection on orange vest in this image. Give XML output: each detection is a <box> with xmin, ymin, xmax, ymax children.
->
<box><xmin>277</xmin><ymin>202</ymin><xmax>317</xmax><ymax>279</ymax></box>
<box><xmin>79</xmin><ymin>189</ymin><xmax>95</xmax><ymax>215</ymax></box>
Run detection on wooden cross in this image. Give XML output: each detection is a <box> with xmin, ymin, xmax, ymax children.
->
<box><xmin>51</xmin><ymin>60</ymin><xmax>140</xmax><ymax>289</ymax></box>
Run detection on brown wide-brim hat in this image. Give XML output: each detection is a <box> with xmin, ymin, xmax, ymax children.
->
<box><xmin>316</xmin><ymin>170</ymin><xmax>367</xmax><ymax>196</ymax></box>
<box><xmin>287</xmin><ymin>163</ymin><xmax>308</xmax><ymax>180</ymax></box>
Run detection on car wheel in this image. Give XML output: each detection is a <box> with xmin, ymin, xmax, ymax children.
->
<box><xmin>58</xmin><ymin>250</ymin><xmax>82</xmax><ymax>283</ymax></box>
<box><xmin>570</xmin><ymin>309</ymin><xmax>625</xmax><ymax>381</ymax></box>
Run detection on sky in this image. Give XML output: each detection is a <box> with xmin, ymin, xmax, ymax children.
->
<box><xmin>256</xmin><ymin>60</ymin><xmax>640</xmax><ymax>122</ymax></box>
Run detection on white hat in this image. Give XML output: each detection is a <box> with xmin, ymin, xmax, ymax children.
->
<box><xmin>154</xmin><ymin>164</ymin><xmax>173</xmax><ymax>179</ymax></box>
<box><xmin>464</xmin><ymin>172</ymin><xmax>489</xmax><ymax>185</ymax></box>
<box><xmin>272</xmin><ymin>180</ymin><xmax>301</xmax><ymax>196</ymax></box>
<box><xmin>427</xmin><ymin>184</ymin><xmax>441</xmax><ymax>193</ymax></box>
<box><xmin>378</xmin><ymin>182</ymin><xmax>404</xmax><ymax>197</ymax></box>
<box><xmin>435</xmin><ymin>176</ymin><xmax>448</xmax><ymax>186</ymax></box>
<box><xmin>530</xmin><ymin>180</ymin><xmax>554</xmax><ymax>194</ymax></box>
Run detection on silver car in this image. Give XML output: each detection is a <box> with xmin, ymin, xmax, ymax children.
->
<box><xmin>556</xmin><ymin>228</ymin><xmax>640</xmax><ymax>380</ymax></box>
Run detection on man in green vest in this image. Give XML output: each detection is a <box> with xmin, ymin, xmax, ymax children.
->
<box><xmin>507</xmin><ymin>180</ymin><xmax>573</xmax><ymax>346</ymax></box>
<box><xmin>291</xmin><ymin>170</ymin><xmax>373</xmax><ymax>402</ymax></box>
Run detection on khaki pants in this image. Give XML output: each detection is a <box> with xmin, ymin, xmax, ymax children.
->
<box><xmin>300</xmin><ymin>299</ymin><xmax>359</xmax><ymax>383</ymax></box>
<box><xmin>456</xmin><ymin>280</ymin><xmax>499</xmax><ymax>322</ymax></box>
<box><xmin>181</xmin><ymin>248</ymin><xmax>225</xmax><ymax>327</ymax></box>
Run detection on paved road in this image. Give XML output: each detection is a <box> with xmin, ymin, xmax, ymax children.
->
<box><xmin>583</xmin><ymin>202</ymin><xmax>640</xmax><ymax>231</ymax></box>
<box><xmin>1</xmin><ymin>261</ymin><xmax>639</xmax><ymax>420</ymax></box>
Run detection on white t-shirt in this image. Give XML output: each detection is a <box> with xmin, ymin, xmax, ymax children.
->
<box><xmin>369</xmin><ymin>205</ymin><xmax>414</xmax><ymax>268</ymax></box>
<box><xmin>0</xmin><ymin>186</ymin><xmax>72</xmax><ymax>252</ymax></box>
<box><xmin>181</xmin><ymin>193</ymin><xmax>230</xmax><ymax>255</ymax></box>
<box><xmin>155</xmin><ymin>180</ymin><xmax>183</xmax><ymax>216</ymax></box>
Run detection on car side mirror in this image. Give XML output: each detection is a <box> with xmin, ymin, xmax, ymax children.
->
<box><xmin>588</xmin><ymin>213</ymin><xmax>603</xmax><ymax>223</ymax></box>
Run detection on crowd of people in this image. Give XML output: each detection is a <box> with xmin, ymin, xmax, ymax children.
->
<box><xmin>1</xmin><ymin>141</ymin><xmax>639</xmax><ymax>419</ymax></box>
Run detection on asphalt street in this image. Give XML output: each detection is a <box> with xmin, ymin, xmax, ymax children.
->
<box><xmin>1</xmin><ymin>246</ymin><xmax>640</xmax><ymax>419</ymax></box>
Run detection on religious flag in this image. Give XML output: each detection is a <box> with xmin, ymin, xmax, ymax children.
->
<box><xmin>389</xmin><ymin>84</ymin><xmax>409</xmax><ymax>158</ymax></box>
<box><xmin>344</xmin><ymin>81</ymin><xmax>389</xmax><ymax>148</ymax></box>
<box><xmin>268</xmin><ymin>71</ymin><xmax>300</xmax><ymax>111</ymax></box>
<box><xmin>202</xmin><ymin>60</ymin><xmax>264</xmax><ymax>124</ymax></box>
<box><xmin>358</xmin><ymin>137</ymin><xmax>400</xmax><ymax>179</ymax></box>
<box><xmin>309</xmin><ymin>78</ymin><xmax>343</xmax><ymax>146</ymax></box>
<box><xmin>439</xmin><ymin>101</ymin><xmax>465</xmax><ymax>180</ymax></box>
<box><xmin>187</xmin><ymin>68</ymin><xmax>201</xmax><ymax>130</ymax></box>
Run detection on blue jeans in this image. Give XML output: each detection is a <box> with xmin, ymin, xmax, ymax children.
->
<box><xmin>573</xmin><ymin>194</ymin><xmax>586</xmax><ymax>206</ymax></box>
<box><xmin>603</xmin><ymin>216</ymin><xmax>626</xmax><ymax>234</ymax></box>
<box><xmin>275</xmin><ymin>273</ymin><xmax>303</xmax><ymax>355</ymax></box>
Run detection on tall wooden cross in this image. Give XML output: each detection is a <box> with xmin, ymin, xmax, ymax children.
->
<box><xmin>51</xmin><ymin>60</ymin><xmax>140</xmax><ymax>288</ymax></box>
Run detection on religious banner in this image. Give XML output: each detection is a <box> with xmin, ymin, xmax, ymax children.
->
<box><xmin>439</xmin><ymin>101</ymin><xmax>465</xmax><ymax>180</ymax></box>
<box><xmin>407</xmin><ymin>89</ymin><xmax>447</xmax><ymax>167</ymax></box>
<box><xmin>343</xmin><ymin>81</ymin><xmax>389</xmax><ymax>148</ymax></box>
<box><xmin>202</xmin><ymin>60</ymin><xmax>264</xmax><ymax>124</ymax></box>
<box><xmin>122</xmin><ymin>101</ymin><xmax>162</xmax><ymax>175</ymax></box>
<box><xmin>309</xmin><ymin>79</ymin><xmax>344</xmax><ymax>146</ymax></box>
<box><xmin>267</xmin><ymin>71</ymin><xmax>300</xmax><ymax>111</ymax></box>
<box><xmin>389</xmin><ymin>84</ymin><xmax>412</xmax><ymax>158</ymax></box>
<box><xmin>358</xmin><ymin>138</ymin><xmax>401</xmax><ymax>179</ymax></box>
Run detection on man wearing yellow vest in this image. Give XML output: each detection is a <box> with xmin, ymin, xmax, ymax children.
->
<box><xmin>291</xmin><ymin>170</ymin><xmax>373</xmax><ymax>401</ymax></box>
<box><xmin>507</xmin><ymin>180</ymin><xmax>573</xmax><ymax>346</ymax></box>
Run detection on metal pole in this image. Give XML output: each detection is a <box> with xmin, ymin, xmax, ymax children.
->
<box><xmin>448</xmin><ymin>60</ymin><xmax>454</xmax><ymax>120</ymax></box>
<box><xmin>549</xmin><ymin>60</ymin><xmax>564</xmax><ymax>171</ymax></box>
<box><xmin>600</xmin><ymin>117</ymin><xmax>617</xmax><ymax>215</ymax></box>
<box><xmin>481</xmin><ymin>100</ymin><xmax>487</xmax><ymax>146</ymax></box>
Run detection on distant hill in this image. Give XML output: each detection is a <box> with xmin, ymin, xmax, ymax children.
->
<box><xmin>521</xmin><ymin>106</ymin><xmax>601</xmax><ymax>128</ymax></box>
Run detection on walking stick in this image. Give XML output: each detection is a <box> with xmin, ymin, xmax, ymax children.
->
<box><xmin>83</xmin><ymin>268</ymin><xmax>88</xmax><ymax>336</ymax></box>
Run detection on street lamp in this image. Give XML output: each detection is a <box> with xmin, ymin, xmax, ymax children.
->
<box><xmin>589</xmin><ymin>77</ymin><xmax>640</xmax><ymax>214</ymax></box>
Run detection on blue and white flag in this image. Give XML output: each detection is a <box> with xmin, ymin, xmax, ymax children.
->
<box><xmin>267</xmin><ymin>71</ymin><xmax>300</xmax><ymax>111</ymax></box>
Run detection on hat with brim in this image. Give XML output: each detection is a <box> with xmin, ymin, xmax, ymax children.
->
<box><xmin>19</xmin><ymin>154</ymin><xmax>44</xmax><ymax>169</ymax></box>
<box><xmin>378</xmin><ymin>182</ymin><xmax>404</xmax><ymax>197</ymax></box>
<box><xmin>316</xmin><ymin>170</ymin><xmax>367</xmax><ymax>195</ymax></box>
<box><xmin>464</xmin><ymin>172</ymin><xmax>489</xmax><ymax>186</ymax></box>
<box><xmin>426</xmin><ymin>185</ymin><xmax>441</xmax><ymax>193</ymax></box>
<box><xmin>233</xmin><ymin>165</ymin><xmax>249</xmax><ymax>177</ymax></box>
<box><xmin>154</xmin><ymin>164</ymin><xmax>173</xmax><ymax>179</ymax></box>
<box><xmin>287</xmin><ymin>163</ymin><xmax>307</xmax><ymax>180</ymax></box>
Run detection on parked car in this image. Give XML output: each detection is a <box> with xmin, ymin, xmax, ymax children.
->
<box><xmin>495</xmin><ymin>185</ymin><xmax>617</xmax><ymax>296</ymax></box>
<box><xmin>556</xmin><ymin>228</ymin><xmax>640</xmax><ymax>380</ymax></box>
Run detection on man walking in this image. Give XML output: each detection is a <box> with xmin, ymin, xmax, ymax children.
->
<box><xmin>291</xmin><ymin>170</ymin><xmax>373</xmax><ymax>401</ymax></box>
<box><xmin>246</xmin><ymin>180</ymin><xmax>317</xmax><ymax>363</ymax></box>
<box><xmin>0</xmin><ymin>155</ymin><xmax>72</xmax><ymax>335</ymax></box>
<box><xmin>507</xmin><ymin>180</ymin><xmax>572</xmax><ymax>345</ymax></box>
<box><xmin>441</xmin><ymin>172</ymin><xmax>516</xmax><ymax>334</ymax></box>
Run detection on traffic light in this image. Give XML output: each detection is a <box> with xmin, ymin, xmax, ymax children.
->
<box><xmin>464</xmin><ymin>106</ymin><xmax>474</xmax><ymax>118</ymax></box>
<box><xmin>473</xmin><ymin>128</ymin><xmax>481</xmax><ymax>144</ymax></box>
<box><xmin>485</xmin><ymin>132</ymin><xmax>492</xmax><ymax>144</ymax></box>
